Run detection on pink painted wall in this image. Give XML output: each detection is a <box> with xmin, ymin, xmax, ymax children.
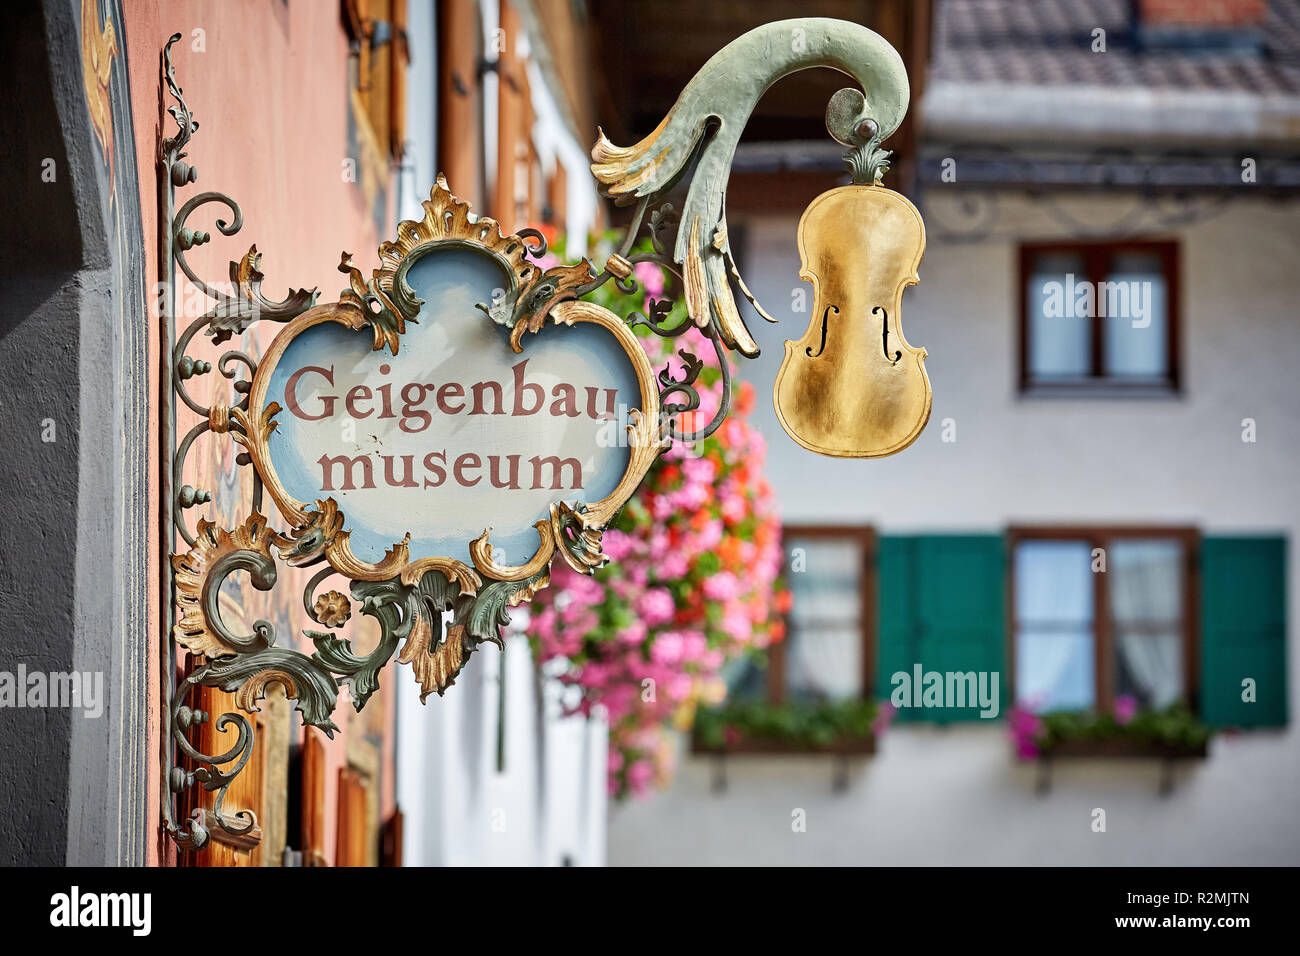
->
<box><xmin>122</xmin><ymin>0</ymin><xmax>398</xmax><ymax>866</ymax></box>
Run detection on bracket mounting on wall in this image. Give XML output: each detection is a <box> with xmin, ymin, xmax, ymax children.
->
<box><xmin>157</xmin><ymin>19</ymin><xmax>923</xmax><ymax>852</ymax></box>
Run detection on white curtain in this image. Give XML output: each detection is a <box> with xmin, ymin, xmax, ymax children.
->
<box><xmin>1109</xmin><ymin>540</ymin><xmax>1184</xmax><ymax>708</ymax></box>
<box><xmin>787</xmin><ymin>539</ymin><xmax>862</xmax><ymax>699</ymax></box>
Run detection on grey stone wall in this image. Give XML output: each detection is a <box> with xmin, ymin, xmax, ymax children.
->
<box><xmin>0</xmin><ymin>0</ymin><xmax>147</xmax><ymax>866</ymax></box>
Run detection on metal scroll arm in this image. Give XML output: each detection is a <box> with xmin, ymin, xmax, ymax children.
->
<box><xmin>588</xmin><ymin>17</ymin><xmax>910</xmax><ymax>358</ymax></box>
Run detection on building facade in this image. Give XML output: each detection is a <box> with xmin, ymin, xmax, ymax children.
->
<box><xmin>608</xmin><ymin>0</ymin><xmax>1299</xmax><ymax>865</ymax></box>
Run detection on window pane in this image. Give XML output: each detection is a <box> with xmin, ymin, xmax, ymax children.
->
<box><xmin>1027</xmin><ymin>252</ymin><xmax>1090</xmax><ymax>379</ymax></box>
<box><xmin>1016</xmin><ymin>540</ymin><xmax>1094</xmax><ymax>622</ymax></box>
<box><xmin>1016</xmin><ymin>627</ymin><xmax>1096</xmax><ymax>711</ymax></box>
<box><xmin>1015</xmin><ymin>540</ymin><xmax>1095</xmax><ymax>710</ymax></box>
<box><xmin>1103</xmin><ymin>252</ymin><xmax>1169</xmax><ymax>379</ymax></box>
<box><xmin>1108</xmin><ymin>539</ymin><xmax>1185</xmax><ymax>708</ymax></box>
<box><xmin>784</xmin><ymin>537</ymin><xmax>863</xmax><ymax>700</ymax></box>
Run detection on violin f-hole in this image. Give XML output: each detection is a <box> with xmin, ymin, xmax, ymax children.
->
<box><xmin>874</xmin><ymin>306</ymin><xmax>901</xmax><ymax>365</ymax></box>
<box><xmin>806</xmin><ymin>304</ymin><xmax>838</xmax><ymax>358</ymax></box>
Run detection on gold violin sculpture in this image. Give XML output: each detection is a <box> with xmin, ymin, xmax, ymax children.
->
<box><xmin>774</xmin><ymin>183</ymin><xmax>930</xmax><ymax>458</ymax></box>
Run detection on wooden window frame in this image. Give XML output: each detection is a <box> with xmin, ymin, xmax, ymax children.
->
<box><xmin>1017</xmin><ymin>239</ymin><xmax>1181</xmax><ymax>396</ymax></box>
<box><xmin>1007</xmin><ymin>526</ymin><xmax>1200</xmax><ymax>714</ymax></box>
<box><xmin>768</xmin><ymin>525</ymin><xmax>877</xmax><ymax>705</ymax></box>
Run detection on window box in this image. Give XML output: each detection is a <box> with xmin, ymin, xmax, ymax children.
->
<box><xmin>1041</xmin><ymin>737</ymin><xmax>1207</xmax><ymax>760</ymax></box>
<box><xmin>691</xmin><ymin>697</ymin><xmax>885</xmax><ymax>756</ymax></box>
<box><xmin>1010</xmin><ymin>702</ymin><xmax>1212</xmax><ymax>762</ymax></box>
<box><xmin>691</xmin><ymin>697</ymin><xmax>884</xmax><ymax>791</ymax></box>
<box><xmin>1011</xmin><ymin>701</ymin><xmax>1212</xmax><ymax>793</ymax></box>
<box><xmin>691</xmin><ymin>734</ymin><xmax>878</xmax><ymax>757</ymax></box>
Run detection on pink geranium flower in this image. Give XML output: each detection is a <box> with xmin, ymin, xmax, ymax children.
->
<box><xmin>1008</xmin><ymin>705</ymin><xmax>1046</xmax><ymax>761</ymax></box>
<box><xmin>703</xmin><ymin>571</ymin><xmax>740</xmax><ymax>602</ymax></box>
<box><xmin>635</xmin><ymin>588</ymin><xmax>675</xmax><ymax>627</ymax></box>
<box><xmin>634</xmin><ymin>260</ymin><xmax>665</xmax><ymax>298</ymax></box>
<box><xmin>871</xmin><ymin>702</ymin><xmax>897</xmax><ymax>736</ymax></box>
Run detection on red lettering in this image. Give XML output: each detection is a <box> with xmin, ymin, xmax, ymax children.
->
<box><xmin>489</xmin><ymin>454</ymin><xmax>521</xmax><ymax>489</ymax></box>
<box><xmin>549</xmin><ymin>383</ymin><xmax>580</xmax><ymax>418</ymax></box>
<box><xmin>529</xmin><ymin>455</ymin><xmax>582</xmax><ymax>490</ymax></box>
<box><xmin>345</xmin><ymin>385</ymin><xmax>374</xmax><ymax>419</ymax></box>
<box><xmin>437</xmin><ymin>382</ymin><xmax>465</xmax><ymax>414</ymax></box>
<box><xmin>400</xmin><ymin>383</ymin><xmax>431</xmax><ymax>433</ymax></box>
<box><xmin>382</xmin><ymin>454</ymin><xmax>417</xmax><ymax>487</ymax></box>
<box><xmin>375</xmin><ymin>381</ymin><xmax>396</xmax><ymax>419</ymax></box>
<box><xmin>454</xmin><ymin>452</ymin><xmax>483</xmax><ymax>486</ymax></box>
<box><xmin>285</xmin><ymin>365</ymin><xmax>335</xmax><ymax>421</ymax></box>
<box><xmin>512</xmin><ymin>359</ymin><xmax>544</xmax><ymax>416</ymax></box>
<box><xmin>586</xmin><ymin>386</ymin><xmax>617</xmax><ymax>420</ymax></box>
<box><xmin>422</xmin><ymin>451</ymin><xmax>447</xmax><ymax>487</ymax></box>
<box><xmin>318</xmin><ymin>453</ymin><xmax>375</xmax><ymax>491</ymax></box>
<box><xmin>470</xmin><ymin>381</ymin><xmax>504</xmax><ymax>415</ymax></box>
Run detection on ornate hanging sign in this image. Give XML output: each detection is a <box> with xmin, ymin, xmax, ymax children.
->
<box><xmin>160</xmin><ymin>17</ymin><xmax>926</xmax><ymax>851</ymax></box>
<box><xmin>239</xmin><ymin>180</ymin><xmax>662</xmax><ymax>610</ymax></box>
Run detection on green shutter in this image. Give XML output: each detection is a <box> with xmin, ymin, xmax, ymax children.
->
<box><xmin>877</xmin><ymin>535</ymin><xmax>1007</xmax><ymax>722</ymax></box>
<box><xmin>1201</xmin><ymin>536</ymin><xmax>1287</xmax><ymax>728</ymax></box>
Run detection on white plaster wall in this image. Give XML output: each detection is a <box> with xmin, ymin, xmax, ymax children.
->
<box><xmin>607</xmin><ymin>192</ymin><xmax>1300</xmax><ymax>866</ymax></box>
<box><xmin>398</xmin><ymin>628</ymin><xmax>608</xmax><ymax>867</ymax></box>
<box><xmin>609</xmin><ymin>726</ymin><xmax>1293</xmax><ymax>865</ymax></box>
<box><xmin>738</xmin><ymin>193</ymin><xmax>1299</xmax><ymax>534</ymax></box>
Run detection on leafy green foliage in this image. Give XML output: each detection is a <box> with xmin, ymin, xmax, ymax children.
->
<box><xmin>1038</xmin><ymin>703</ymin><xmax>1211</xmax><ymax>752</ymax></box>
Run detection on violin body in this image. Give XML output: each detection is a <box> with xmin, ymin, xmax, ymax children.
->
<box><xmin>774</xmin><ymin>185</ymin><xmax>929</xmax><ymax>458</ymax></box>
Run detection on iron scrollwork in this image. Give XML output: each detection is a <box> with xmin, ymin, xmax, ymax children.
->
<box><xmin>160</xmin><ymin>34</ymin><xmax>331</xmax><ymax>850</ymax></box>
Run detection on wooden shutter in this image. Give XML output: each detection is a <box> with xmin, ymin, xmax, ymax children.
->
<box><xmin>437</xmin><ymin>0</ymin><xmax>484</xmax><ymax>205</ymax></box>
<box><xmin>390</xmin><ymin>0</ymin><xmax>408</xmax><ymax>158</ymax></box>
<box><xmin>495</xmin><ymin>0</ymin><xmax>528</xmax><ymax>228</ymax></box>
<box><xmin>335</xmin><ymin>768</ymin><xmax>370</xmax><ymax>867</ymax></box>
<box><xmin>877</xmin><ymin>535</ymin><xmax>1007</xmax><ymax>721</ymax></box>
<box><xmin>1201</xmin><ymin>536</ymin><xmax>1287</xmax><ymax>727</ymax></box>
<box><xmin>381</xmin><ymin>808</ymin><xmax>404</xmax><ymax>866</ymax></box>
<box><xmin>301</xmin><ymin>729</ymin><xmax>328</xmax><ymax>866</ymax></box>
<box><xmin>344</xmin><ymin>0</ymin><xmax>406</xmax><ymax>159</ymax></box>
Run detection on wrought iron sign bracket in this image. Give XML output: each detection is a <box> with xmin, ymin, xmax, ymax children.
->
<box><xmin>158</xmin><ymin>19</ymin><xmax>923</xmax><ymax>852</ymax></box>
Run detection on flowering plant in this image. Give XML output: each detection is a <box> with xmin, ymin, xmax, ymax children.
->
<box><xmin>1008</xmin><ymin>695</ymin><xmax>1211</xmax><ymax>760</ymax></box>
<box><xmin>525</xmin><ymin>233</ymin><xmax>789</xmax><ymax>799</ymax></box>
